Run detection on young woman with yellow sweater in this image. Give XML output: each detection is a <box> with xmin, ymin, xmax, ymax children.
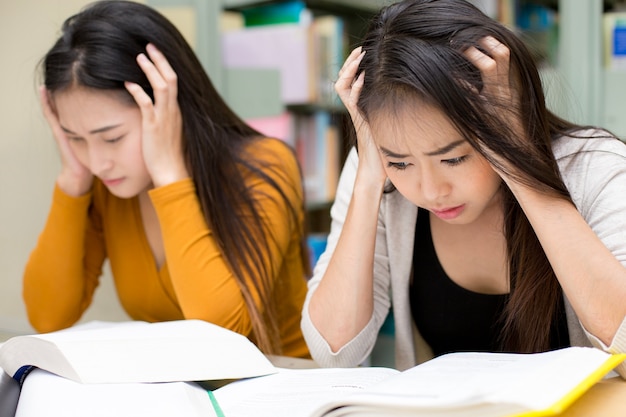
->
<box><xmin>23</xmin><ymin>0</ymin><xmax>310</xmax><ymax>358</ymax></box>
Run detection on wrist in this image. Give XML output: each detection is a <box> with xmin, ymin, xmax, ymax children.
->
<box><xmin>56</xmin><ymin>172</ymin><xmax>93</xmax><ymax>197</ymax></box>
<box><xmin>353</xmin><ymin>172</ymin><xmax>386</xmax><ymax>203</ymax></box>
<box><xmin>150</xmin><ymin>165</ymin><xmax>190</xmax><ymax>188</ymax></box>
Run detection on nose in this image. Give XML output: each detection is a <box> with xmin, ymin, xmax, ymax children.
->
<box><xmin>419</xmin><ymin>166</ymin><xmax>451</xmax><ymax>202</ymax></box>
<box><xmin>87</xmin><ymin>146</ymin><xmax>113</xmax><ymax>177</ymax></box>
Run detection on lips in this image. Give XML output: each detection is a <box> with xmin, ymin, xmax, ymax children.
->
<box><xmin>101</xmin><ymin>178</ymin><xmax>124</xmax><ymax>187</ymax></box>
<box><xmin>431</xmin><ymin>204</ymin><xmax>465</xmax><ymax>220</ymax></box>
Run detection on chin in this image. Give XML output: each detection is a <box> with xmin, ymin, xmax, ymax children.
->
<box><xmin>106</xmin><ymin>187</ymin><xmax>140</xmax><ymax>199</ymax></box>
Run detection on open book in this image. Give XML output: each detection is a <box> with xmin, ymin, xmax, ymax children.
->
<box><xmin>213</xmin><ymin>346</ymin><xmax>625</xmax><ymax>417</ymax></box>
<box><xmin>0</xmin><ymin>319</ymin><xmax>276</xmax><ymax>384</ymax></box>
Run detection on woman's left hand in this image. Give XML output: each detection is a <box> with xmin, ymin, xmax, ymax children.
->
<box><xmin>462</xmin><ymin>36</ymin><xmax>525</xmax><ymax>178</ymax></box>
<box><xmin>125</xmin><ymin>43</ymin><xmax>189</xmax><ymax>188</ymax></box>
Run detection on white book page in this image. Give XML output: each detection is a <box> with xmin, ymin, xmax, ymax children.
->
<box><xmin>214</xmin><ymin>367</ymin><xmax>400</xmax><ymax>417</ymax></box>
<box><xmin>15</xmin><ymin>369</ymin><xmax>217</xmax><ymax>417</ymax></box>
<box><xmin>0</xmin><ymin>320</ymin><xmax>276</xmax><ymax>383</ymax></box>
<box><xmin>335</xmin><ymin>347</ymin><xmax>613</xmax><ymax>410</ymax></box>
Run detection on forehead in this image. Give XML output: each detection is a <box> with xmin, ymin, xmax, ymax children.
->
<box><xmin>53</xmin><ymin>86</ymin><xmax>133</xmax><ymax>111</ymax></box>
<box><xmin>52</xmin><ymin>87</ymin><xmax>138</xmax><ymax>128</ymax></box>
<box><xmin>368</xmin><ymin>101</ymin><xmax>463</xmax><ymax>154</ymax></box>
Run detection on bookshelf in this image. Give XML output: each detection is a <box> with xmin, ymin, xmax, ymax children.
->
<box><xmin>523</xmin><ymin>0</ymin><xmax>626</xmax><ymax>138</ymax></box>
<box><xmin>217</xmin><ymin>0</ymin><xmax>382</xmax><ymax>235</ymax></box>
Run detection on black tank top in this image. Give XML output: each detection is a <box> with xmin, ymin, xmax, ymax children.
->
<box><xmin>409</xmin><ymin>208</ymin><xmax>569</xmax><ymax>356</ymax></box>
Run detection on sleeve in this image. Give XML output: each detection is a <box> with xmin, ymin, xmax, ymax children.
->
<box><xmin>301</xmin><ymin>147</ymin><xmax>393</xmax><ymax>368</ymax></box>
<box><xmin>22</xmin><ymin>184</ymin><xmax>106</xmax><ymax>332</ymax></box>
<box><xmin>148</xmin><ymin>140</ymin><xmax>304</xmax><ymax>336</ymax></box>
<box><xmin>561</xmin><ymin>137</ymin><xmax>626</xmax><ymax>377</ymax></box>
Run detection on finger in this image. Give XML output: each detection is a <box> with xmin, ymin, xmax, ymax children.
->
<box><xmin>338</xmin><ymin>46</ymin><xmax>363</xmax><ymax>77</ymax></box>
<box><xmin>145</xmin><ymin>43</ymin><xmax>178</xmax><ymax>103</ymax></box>
<box><xmin>464</xmin><ymin>37</ymin><xmax>511</xmax><ymax>84</ymax></box>
<box><xmin>135</xmin><ymin>52</ymin><xmax>170</xmax><ymax>109</ymax></box>
<box><xmin>479</xmin><ymin>37</ymin><xmax>510</xmax><ymax>81</ymax></box>
<box><xmin>335</xmin><ymin>50</ymin><xmax>365</xmax><ymax>94</ymax></box>
<box><xmin>349</xmin><ymin>71</ymin><xmax>365</xmax><ymax>107</ymax></box>
<box><xmin>478</xmin><ymin>36</ymin><xmax>510</xmax><ymax>64</ymax></box>
<box><xmin>38</xmin><ymin>86</ymin><xmax>85</xmax><ymax>170</ymax></box>
<box><xmin>125</xmin><ymin>81</ymin><xmax>156</xmax><ymax>123</ymax></box>
<box><xmin>39</xmin><ymin>87</ymin><xmax>67</xmax><ymax>141</ymax></box>
<box><xmin>463</xmin><ymin>44</ymin><xmax>496</xmax><ymax>76</ymax></box>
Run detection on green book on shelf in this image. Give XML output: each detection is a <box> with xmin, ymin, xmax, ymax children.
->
<box><xmin>241</xmin><ymin>1</ymin><xmax>307</xmax><ymax>27</ymax></box>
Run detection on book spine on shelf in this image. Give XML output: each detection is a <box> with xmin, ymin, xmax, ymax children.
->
<box><xmin>604</xmin><ymin>12</ymin><xmax>626</xmax><ymax>70</ymax></box>
<box><xmin>221</xmin><ymin>13</ymin><xmax>345</xmax><ymax>107</ymax></box>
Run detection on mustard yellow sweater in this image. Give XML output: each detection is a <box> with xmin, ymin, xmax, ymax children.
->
<box><xmin>23</xmin><ymin>138</ymin><xmax>309</xmax><ymax>358</ymax></box>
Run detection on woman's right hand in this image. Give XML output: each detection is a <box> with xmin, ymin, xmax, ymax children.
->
<box><xmin>335</xmin><ymin>47</ymin><xmax>387</xmax><ymax>188</ymax></box>
<box><xmin>39</xmin><ymin>87</ymin><xmax>93</xmax><ymax>197</ymax></box>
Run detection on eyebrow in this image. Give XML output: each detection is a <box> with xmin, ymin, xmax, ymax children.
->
<box><xmin>61</xmin><ymin>124</ymin><xmax>122</xmax><ymax>135</ymax></box>
<box><xmin>380</xmin><ymin>139</ymin><xmax>466</xmax><ymax>158</ymax></box>
<box><xmin>424</xmin><ymin>139</ymin><xmax>466</xmax><ymax>156</ymax></box>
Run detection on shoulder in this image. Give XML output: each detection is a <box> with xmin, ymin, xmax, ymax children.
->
<box><xmin>241</xmin><ymin>136</ymin><xmax>303</xmax><ymax>195</ymax></box>
<box><xmin>552</xmin><ymin>128</ymin><xmax>626</xmax><ymax>164</ymax></box>
<box><xmin>244</xmin><ymin>136</ymin><xmax>299</xmax><ymax>171</ymax></box>
<box><xmin>553</xmin><ymin>128</ymin><xmax>626</xmax><ymax>185</ymax></box>
<box><xmin>553</xmin><ymin>128</ymin><xmax>626</xmax><ymax>216</ymax></box>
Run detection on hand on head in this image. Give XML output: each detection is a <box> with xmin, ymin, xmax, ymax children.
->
<box><xmin>39</xmin><ymin>86</ymin><xmax>94</xmax><ymax>197</ymax></box>
<box><xmin>462</xmin><ymin>36</ymin><xmax>526</xmax><ymax>177</ymax></box>
<box><xmin>125</xmin><ymin>43</ymin><xmax>188</xmax><ymax>188</ymax></box>
<box><xmin>335</xmin><ymin>46</ymin><xmax>387</xmax><ymax>187</ymax></box>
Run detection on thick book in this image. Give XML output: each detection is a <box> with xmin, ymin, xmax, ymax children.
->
<box><xmin>15</xmin><ymin>368</ymin><xmax>220</xmax><ymax>417</ymax></box>
<box><xmin>0</xmin><ymin>319</ymin><xmax>276</xmax><ymax>384</ymax></box>
<box><xmin>213</xmin><ymin>346</ymin><xmax>625</xmax><ymax>417</ymax></box>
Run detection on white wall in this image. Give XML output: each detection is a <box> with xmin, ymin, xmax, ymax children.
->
<box><xmin>0</xmin><ymin>0</ymin><xmax>133</xmax><ymax>336</ymax></box>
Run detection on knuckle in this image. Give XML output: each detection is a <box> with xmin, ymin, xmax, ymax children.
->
<box><xmin>153</xmin><ymin>82</ymin><xmax>168</xmax><ymax>94</ymax></box>
<box><xmin>482</xmin><ymin>59</ymin><xmax>497</xmax><ymax>72</ymax></box>
<box><xmin>165</xmin><ymin>72</ymin><xmax>178</xmax><ymax>84</ymax></box>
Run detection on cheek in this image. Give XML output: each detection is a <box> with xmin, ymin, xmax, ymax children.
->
<box><xmin>385</xmin><ymin>169</ymin><xmax>420</xmax><ymax>200</ymax></box>
<box><xmin>69</xmin><ymin>142</ymin><xmax>90</xmax><ymax>166</ymax></box>
<box><xmin>123</xmin><ymin>135</ymin><xmax>145</xmax><ymax>165</ymax></box>
<box><xmin>465</xmin><ymin>164</ymin><xmax>501</xmax><ymax>198</ymax></box>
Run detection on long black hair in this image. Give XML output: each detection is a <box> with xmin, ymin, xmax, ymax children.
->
<box><xmin>42</xmin><ymin>0</ymin><xmax>308</xmax><ymax>354</ymax></box>
<box><xmin>356</xmin><ymin>0</ymin><xmax>589</xmax><ymax>352</ymax></box>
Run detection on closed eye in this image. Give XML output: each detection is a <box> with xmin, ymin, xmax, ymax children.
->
<box><xmin>387</xmin><ymin>161</ymin><xmax>410</xmax><ymax>171</ymax></box>
<box><xmin>104</xmin><ymin>136</ymin><xmax>123</xmax><ymax>144</ymax></box>
<box><xmin>442</xmin><ymin>155</ymin><xmax>468</xmax><ymax>166</ymax></box>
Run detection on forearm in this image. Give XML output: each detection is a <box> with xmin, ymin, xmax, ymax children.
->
<box><xmin>165</xmin><ymin>230</ymin><xmax>254</xmax><ymax>334</ymax></box>
<box><xmin>508</xmin><ymin>182</ymin><xmax>626</xmax><ymax>345</ymax></box>
<box><xmin>150</xmin><ymin>178</ymin><xmax>278</xmax><ymax>336</ymax></box>
<box><xmin>308</xmin><ymin>176</ymin><xmax>385</xmax><ymax>351</ymax></box>
<box><xmin>23</xmin><ymin>186</ymin><xmax>102</xmax><ymax>332</ymax></box>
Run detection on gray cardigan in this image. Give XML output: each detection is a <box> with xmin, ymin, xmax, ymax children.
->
<box><xmin>301</xmin><ymin>129</ymin><xmax>626</xmax><ymax>377</ymax></box>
